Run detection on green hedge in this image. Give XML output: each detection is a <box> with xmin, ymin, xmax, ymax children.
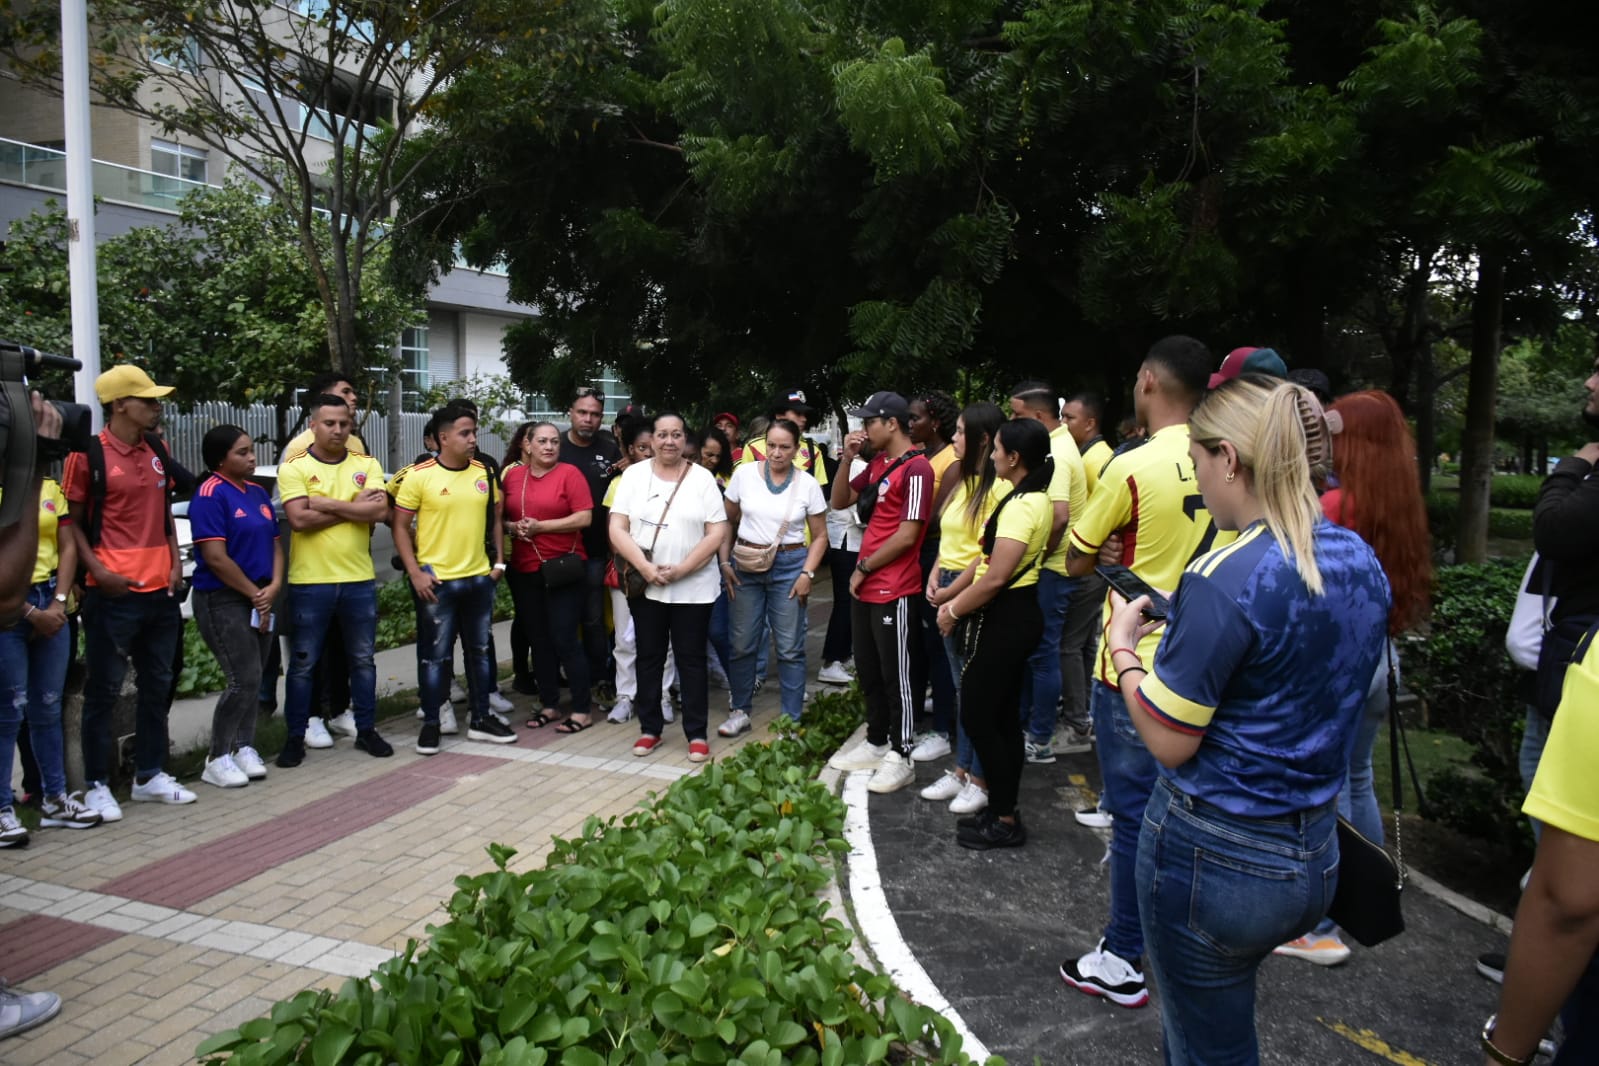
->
<box><xmin>1489</xmin><ymin>475</ymin><xmax>1543</xmax><ymax>510</ymax></box>
<box><xmin>1425</xmin><ymin>491</ymin><xmax>1535</xmax><ymax>549</ymax></box>
<box><xmin>197</xmin><ymin>691</ymin><xmax>989</xmax><ymax>1066</ymax></box>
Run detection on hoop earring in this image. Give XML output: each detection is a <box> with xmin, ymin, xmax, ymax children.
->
<box><xmin>1225</xmin><ymin>471</ymin><xmax>1236</xmax><ymax>483</ymax></box>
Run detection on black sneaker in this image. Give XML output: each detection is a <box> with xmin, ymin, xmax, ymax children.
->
<box><xmin>275</xmin><ymin>736</ymin><xmax>306</xmax><ymax>768</ymax></box>
<box><xmin>416</xmin><ymin>722</ymin><xmax>441</xmax><ymax>756</ymax></box>
<box><xmin>1060</xmin><ymin>938</ymin><xmax>1150</xmax><ymax>1008</ymax></box>
<box><xmin>958</xmin><ymin>812</ymin><xmax>1026</xmax><ymax>850</ymax></box>
<box><xmin>355</xmin><ymin>729</ymin><xmax>394</xmax><ymax>758</ymax></box>
<box><xmin>957</xmin><ymin>807</ymin><xmax>995</xmax><ymax>831</ymax></box>
<box><xmin>467</xmin><ymin>716</ymin><xmax>517</xmax><ymax>744</ymax></box>
<box><xmin>1476</xmin><ymin>951</ymin><xmax>1505</xmax><ymax>985</ymax></box>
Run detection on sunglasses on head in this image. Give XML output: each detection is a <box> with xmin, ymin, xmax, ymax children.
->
<box><xmin>575</xmin><ymin>386</ymin><xmax>605</xmax><ymax>402</ymax></box>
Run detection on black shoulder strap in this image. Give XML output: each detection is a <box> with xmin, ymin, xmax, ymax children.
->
<box><xmin>84</xmin><ymin>434</ymin><xmax>107</xmax><ymax>548</ymax></box>
<box><xmin>142</xmin><ymin>432</ymin><xmax>177</xmax><ymax>537</ymax></box>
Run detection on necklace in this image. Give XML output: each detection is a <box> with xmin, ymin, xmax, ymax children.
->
<box><xmin>762</xmin><ymin>461</ymin><xmax>792</xmax><ymax>495</ymax></box>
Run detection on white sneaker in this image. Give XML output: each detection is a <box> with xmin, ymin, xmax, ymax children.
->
<box><xmin>488</xmin><ymin>690</ymin><xmax>514</xmax><ymax>714</ymax></box>
<box><xmin>1054</xmin><ymin>724</ymin><xmax>1094</xmax><ymax>754</ymax></box>
<box><xmin>867</xmin><ymin>751</ymin><xmax>915</xmax><ymax>794</ymax></box>
<box><xmin>920</xmin><ymin>769</ymin><xmax>964</xmax><ymax>802</ymax></box>
<box><xmin>949</xmin><ymin>780</ymin><xmax>989</xmax><ymax>815</ymax></box>
<box><xmin>1075</xmin><ymin>805</ymin><xmax>1113</xmax><ymax>829</ymax></box>
<box><xmin>39</xmin><ymin>792</ymin><xmax>103</xmax><ymax>829</ymax></box>
<box><xmin>415</xmin><ymin>706</ymin><xmax>426</xmax><ymax>720</ymax></box>
<box><xmin>201</xmin><ymin>754</ymin><xmax>250</xmax><ymax>789</ymax></box>
<box><xmin>439</xmin><ymin>705</ymin><xmax>459</xmax><ymax>735</ymax></box>
<box><xmin>327</xmin><ymin>710</ymin><xmax>358</xmax><ymax>737</ymax></box>
<box><xmin>829</xmin><ymin>739</ymin><xmax>890</xmax><ymax>772</ymax></box>
<box><xmin>607</xmin><ymin>698</ymin><xmax>634</xmax><ymax>724</ymax></box>
<box><xmin>909</xmin><ymin>732</ymin><xmax>952</xmax><ymax>762</ymax></box>
<box><xmin>718</xmin><ymin>710</ymin><xmax>752</xmax><ymax>737</ymax></box>
<box><xmin>131</xmin><ymin>771</ymin><xmax>197</xmax><ymax>805</ymax></box>
<box><xmin>304</xmin><ymin>717</ymin><xmax>334</xmax><ymax>749</ymax></box>
<box><xmin>817</xmin><ymin>661</ymin><xmax>853</xmax><ymax>685</ymax></box>
<box><xmin>84</xmin><ymin>781</ymin><xmax>123</xmax><ymax>823</ymax></box>
<box><xmin>234</xmin><ymin>746</ymin><xmax>268</xmax><ymax>780</ymax></box>
<box><xmin>450</xmin><ymin>680</ymin><xmax>468</xmax><ymax>703</ymax></box>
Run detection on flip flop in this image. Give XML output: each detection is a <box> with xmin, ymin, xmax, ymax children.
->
<box><xmin>554</xmin><ymin>717</ymin><xmax>593</xmax><ymax>735</ymax></box>
<box><xmin>525</xmin><ymin>711</ymin><xmax>561</xmax><ymax>729</ymax></box>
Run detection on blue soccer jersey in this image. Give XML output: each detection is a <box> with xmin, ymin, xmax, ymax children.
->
<box><xmin>189</xmin><ymin>474</ymin><xmax>279</xmax><ymax>590</ymax></box>
<box><xmin>1135</xmin><ymin>519</ymin><xmax>1391</xmax><ymax>817</ymax></box>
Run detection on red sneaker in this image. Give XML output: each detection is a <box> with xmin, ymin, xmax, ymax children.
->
<box><xmin>687</xmin><ymin>739</ymin><xmax>710</xmax><ymax>763</ymax></box>
<box><xmin>632</xmin><ymin>735</ymin><xmax>661</xmax><ymax>757</ymax></box>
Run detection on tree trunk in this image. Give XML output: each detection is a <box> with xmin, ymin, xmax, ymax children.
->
<box><xmin>1415</xmin><ymin>340</ymin><xmax>1437</xmax><ymax>496</ymax></box>
<box><xmin>1455</xmin><ymin>250</ymin><xmax>1506</xmax><ymax>564</ymax></box>
<box><xmin>388</xmin><ymin>361</ymin><xmax>406</xmax><ymax>473</ymax></box>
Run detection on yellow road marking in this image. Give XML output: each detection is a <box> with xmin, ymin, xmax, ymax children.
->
<box><xmin>1318</xmin><ymin>1019</ymin><xmax>1435</xmax><ymax>1065</ymax></box>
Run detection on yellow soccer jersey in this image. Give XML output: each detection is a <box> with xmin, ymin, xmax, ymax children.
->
<box><xmin>392</xmin><ymin>458</ymin><xmax>495</xmax><ymax>581</ymax></box>
<box><xmin>737</xmin><ymin>435</ymin><xmax>831</xmax><ymax>488</ymax></box>
<box><xmin>1524</xmin><ymin>628</ymin><xmax>1599</xmax><ymax>843</ymax></box>
<box><xmin>1043</xmin><ymin>424</ymin><xmax>1088</xmax><ymax>575</ymax></box>
<box><xmin>1081</xmin><ymin>437</ymin><xmax>1114</xmax><ymax>498</ymax></box>
<box><xmin>1068</xmin><ymin>424</ymin><xmax>1235</xmax><ymax>685</ymax></box>
<box><xmin>974</xmin><ymin>491</ymin><xmax>1051</xmax><ymax>589</ymax></box>
<box><xmin>938</xmin><ymin>477</ymin><xmax>1010</xmax><ymax>573</ymax></box>
<box><xmin>0</xmin><ymin>479</ymin><xmax>71</xmax><ymax>585</ymax></box>
<box><xmin>278</xmin><ymin>448</ymin><xmax>386</xmax><ymax>585</ymax></box>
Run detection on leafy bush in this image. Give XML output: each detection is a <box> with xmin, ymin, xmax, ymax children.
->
<box><xmin>1487</xmin><ymin>508</ymin><xmax>1534</xmax><ymax>539</ymax></box>
<box><xmin>198</xmin><ymin>691</ymin><xmax>990</xmax><ymax>1066</ymax></box>
<box><xmin>1403</xmin><ymin>559</ymin><xmax>1532</xmax><ymax>852</ymax></box>
<box><xmin>176</xmin><ymin>620</ymin><xmax>227</xmax><ymax>699</ymax></box>
<box><xmin>1488</xmin><ymin>475</ymin><xmax>1542</xmax><ymax>510</ymax></box>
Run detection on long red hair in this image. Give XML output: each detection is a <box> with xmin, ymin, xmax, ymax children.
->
<box><xmin>1329</xmin><ymin>390</ymin><xmax>1432</xmax><ymax>633</ymax></box>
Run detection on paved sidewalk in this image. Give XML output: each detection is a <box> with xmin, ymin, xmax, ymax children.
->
<box><xmin>1</xmin><ymin>603</ymin><xmax>842</xmax><ymax>1065</ymax></box>
<box><xmin>846</xmin><ymin>747</ymin><xmax>1512</xmax><ymax>1065</ymax></box>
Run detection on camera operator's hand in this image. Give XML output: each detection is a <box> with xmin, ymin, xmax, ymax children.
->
<box><xmin>28</xmin><ymin>598</ymin><xmax>67</xmax><ymax>639</ymax></box>
<box><xmin>30</xmin><ymin>391</ymin><xmax>63</xmax><ymax>441</ymax></box>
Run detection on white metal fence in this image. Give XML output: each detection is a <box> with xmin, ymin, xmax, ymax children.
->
<box><xmin>162</xmin><ymin>401</ymin><xmax>513</xmax><ymax>478</ymax></box>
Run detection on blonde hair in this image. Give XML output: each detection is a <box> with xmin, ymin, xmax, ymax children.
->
<box><xmin>1189</xmin><ymin>379</ymin><xmax>1327</xmax><ymax>595</ymax></box>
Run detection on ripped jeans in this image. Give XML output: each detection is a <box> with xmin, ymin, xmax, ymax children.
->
<box><xmin>1</xmin><ymin>578</ymin><xmax>73</xmax><ymax>805</ymax></box>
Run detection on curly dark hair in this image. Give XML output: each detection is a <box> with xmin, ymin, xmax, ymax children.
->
<box><xmin>915</xmin><ymin>390</ymin><xmax>959</xmax><ymax>445</ymax></box>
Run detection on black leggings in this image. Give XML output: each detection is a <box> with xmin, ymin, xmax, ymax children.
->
<box><xmin>959</xmin><ymin>585</ymin><xmax>1043</xmax><ymax>817</ymax></box>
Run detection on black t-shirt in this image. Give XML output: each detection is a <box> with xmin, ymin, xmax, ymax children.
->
<box><xmin>559</xmin><ymin>432</ymin><xmax>621</xmax><ymax>557</ymax></box>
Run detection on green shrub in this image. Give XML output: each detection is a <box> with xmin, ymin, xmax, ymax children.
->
<box><xmin>1425</xmin><ymin>489</ymin><xmax>1458</xmax><ymax>552</ymax></box>
<box><xmin>197</xmin><ymin>691</ymin><xmax>990</xmax><ymax>1066</ymax></box>
<box><xmin>1487</xmin><ymin>508</ymin><xmax>1534</xmax><ymax>539</ymax></box>
<box><xmin>1488</xmin><ymin>475</ymin><xmax>1543</xmax><ymax>510</ymax></box>
<box><xmin>1403</xmin><ymin>559</ymin><xmax>1532</xmax><ymax>853</ymax></box>
<box><xmin>176</xmin><ymin>620</ymin><xmax>226</xmax><ymax>699</ymax></box>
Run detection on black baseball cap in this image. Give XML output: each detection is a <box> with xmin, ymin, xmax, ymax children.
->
<box><xmin>848</xmin><ymin>391</ymin><xmax>911</xmax><ymax>423</ymax></box>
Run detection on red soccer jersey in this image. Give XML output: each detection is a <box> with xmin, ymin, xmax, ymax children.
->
<box><xmin>502</xmin><ymin>462</ymin><xmax>594</xmax><ymax>572</ymax></box>
<box><xmin>63</xmin><ymin>430</ymin><xmax>174</xmax><ymax>593</ymax></box>
<box><xmin>851</xmin><ymin>450</ymin><xmax>933</xmax><ymax>603</ymax></box>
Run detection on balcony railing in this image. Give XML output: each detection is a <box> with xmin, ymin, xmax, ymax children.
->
<box><xmin>0</xmin><ymin>135</ymin><xmax>214</xmax><ymax>212</ymax></box>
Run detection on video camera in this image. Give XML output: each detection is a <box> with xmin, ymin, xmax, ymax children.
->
<box><xmin>1</xmin><ymin>339</ymin><xmax>92</xmax><ymax>529</ymax></box>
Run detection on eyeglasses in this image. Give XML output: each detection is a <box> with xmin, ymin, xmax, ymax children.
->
<box><xmin>574</xmin><ymin>387</ymin><xmax>606</xmax><ymax>402</ymax></box>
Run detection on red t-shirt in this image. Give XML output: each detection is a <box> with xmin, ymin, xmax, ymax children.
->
<box><xmin>850</xmin><ymin>450</ymin><xmax>933</xmax><ymax>603</ymax></box>
<box><xmin>502</xmin><ymin>462</ymin><xmax>594</xmax><ymax>572</ymax></box>
<box><xmin>63</xmin><ymin>429</ymin><xmax>174</xmax><ymax>593</ymax></box>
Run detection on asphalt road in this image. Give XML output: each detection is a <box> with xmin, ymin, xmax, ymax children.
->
<box><xmin>866</xmin><ymin>752</ymin><xmax>1510</xmax><ymax>1065</ymax></box>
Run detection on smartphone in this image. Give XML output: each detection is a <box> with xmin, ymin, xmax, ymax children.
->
<box><xmin>250</xmin><ymin>608</ymin><xmax>277</xmax><ymax>633</ymax></box>
<box><xmin>1096</xmin><ymin>565</ymin><xmax>1171</xmax><ymax>620</ymax></box>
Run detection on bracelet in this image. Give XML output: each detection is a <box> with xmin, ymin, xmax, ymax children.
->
<box><xmin>1110</xmin><ymin>646</ymin><xmax>1139</xmax><ymax>661</ymax></box>
<box><xmin>23</xmin><ymin>603</ymin><xmax>38</xmax><ymax>618</ymax></box>
<box><xmin>492</xmin><ymin>562</ymin><xmax>507</xmax><ymax>572</ymax></box>
<box><xmin>856</xmin><ymin>560</ymin><xmax>872</xmax><ymax>575</ymax></box>
<box><xmin>1481</xmin><ymin>1016</ymin><xmax>1535</xmax><ymax>1066</ymax></box>
<box><xmin>947</xmin><ymin>604</ymin><xmax>960</xmax><ymax>621</ymax></box>
<box><xmin>1116</xmin><ymin>665</ymin><xmax>1147</xmax><ymax>686</ymax></box>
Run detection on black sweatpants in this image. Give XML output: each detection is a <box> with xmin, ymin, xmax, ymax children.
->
<box><xmin>960</xmin><ymin>585</ymin><xmax>1043</xmax><ymax>817</ymax></box>
<box><xmin>852</xmin><ymin>595</ymin><xmax>924</xmax><ymax>755</ymax></box>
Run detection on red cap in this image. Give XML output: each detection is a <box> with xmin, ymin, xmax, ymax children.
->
<box><xmin>1209</xmin><ymin>347</ymin><xmax>1287</xmax><ymax>389</ymax></box>
<box><xmin>714</xmin><ymin>411</ymin><xmax>739</xmax><ymax>428</ymax></box>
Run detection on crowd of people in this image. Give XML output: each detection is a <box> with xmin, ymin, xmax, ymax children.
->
<box><xmin>3</xmin><ymin>341</ymin><xmax>1597</xmax><ymax>1063</ymax></box>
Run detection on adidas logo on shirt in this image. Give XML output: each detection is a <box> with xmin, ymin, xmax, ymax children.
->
<box><xmin>110</xmin><ymin>464</ymin><xmax>126</xmax><ymax>477</ymax></box>
<box><xmin>440</xmin><ymin>487</ymin><xmax>451</xmax><ymax>495</ymax></box>
<box><xmin>308</xmin><ymin>475</ymin><xmax>321</xmax><ymax>484</ymax></box>
<box><xmin>234</xmin><ymin>507</ymin><xmax>247</xmax><ymax>518</ymax></box>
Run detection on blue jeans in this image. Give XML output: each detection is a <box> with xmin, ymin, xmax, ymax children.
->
<box><xmin>1520</xmin><ymin>704</ymin><xmax>1550</xmax><ymax>842</ymax></box>
<box><xmin>285</xmin><ymin>581</ymin><xmax>378</xmax><ymax>738</ymax></box>
<box><xmin>1138</xmin><ymin>778</ymin><xmax>1338</xmax><ymax>1066</ymax></box>
<box><xmin>1022</xmin><ymin>569</ymin><xmax>1071</xmax><ymax>743</ymax></box>
<box><xmin>1314</xmin><ymin>651</ymin><xmax>1391</xmax><ymax>936</ymax></box>
<box><xmin>730</xmin><ymin>549</ymin><xmax>809</xmax><ymax>720</ymax></box>
<box><xmin>1</xmin><ymin>580</ymin><xmax>72</xmax><ymax>804</ymax></box>
<box><xmin>414</xmin><ymin>575</ymin><xmax>496</xmax><ymax>724</ymax></box>
<box><xmin>937</xmin><ymin>568</ymin><xmax>983</xmax><ymax>779</ymax></box>
<box><xmin>1091</xmin><ymin>679</ymin><xmax>1159</xmax><ymax>961</ymax></box>
<box><xmin>81</xmin><ymin>588</ymin><xmax>182</xmax><ymax>782</ymax></box>
<box><xmin>709</xmin><ymin>583</ymin><xmax>732</xmax><ymax>677</ymax></box>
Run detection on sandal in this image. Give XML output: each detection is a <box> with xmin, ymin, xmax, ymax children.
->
<box><xmin>525</xmin><ymin>711</ymin><xmax>561</xmax><ymax>729</ymax></box>
<box><xmin>554</xmin><ymin>717</ymin><xmax>593</xmax><ymax>735</ymax></box>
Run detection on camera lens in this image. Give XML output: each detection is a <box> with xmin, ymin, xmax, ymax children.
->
<box><xmin>51</xmin><ymin>401</ymin><xmax>94</xmax><ymax>453</ymax></box>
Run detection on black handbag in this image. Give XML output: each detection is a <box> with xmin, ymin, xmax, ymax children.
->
<box><xmin>1326</xmin><ymin>643</ymin><xmax>1411</xmax><ymax>947</ymax></box>
<box><xmin>533</xmin><ymin>538</ymin><xmax>585</xmax><ymax>589</ymax></box>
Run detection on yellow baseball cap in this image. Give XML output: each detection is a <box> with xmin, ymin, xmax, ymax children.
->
<box><xmin>95</xmin><ymin>364</ymin><xmax>175</xmax><ymax>404</ymax></box>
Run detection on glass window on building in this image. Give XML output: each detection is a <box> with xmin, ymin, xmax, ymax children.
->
<box><xmin>368</xmin><ymin>327</ymin><xmax>432</xmax><ymax>413</ymax></box>
<box><xmin>151</xmin><ymin>139</ymin><xmax>208</xmax><ymax>185</ymax></box>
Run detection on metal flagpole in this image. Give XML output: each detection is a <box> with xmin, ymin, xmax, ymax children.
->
<box><xmin>60</xmin><ymin>0</ymin><xmax>103</xmax><ymax>428</ymax></box>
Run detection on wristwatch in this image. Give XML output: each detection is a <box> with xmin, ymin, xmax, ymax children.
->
<box><xmin>1481</xmin><ymin>1015</ymin><xmax>1535</xmax><ymax>1066</ymax></box>
<box><xmin>856</xmin><ymin>560</ymin><xmax>872</xmax><ymax>575</ymax></box>
<box><xmin>800</xmin><ymin>569</ymin><xmax>816</xmax><ymax>580</ymax></box>
<box><xmin>54</xmin><ymin>593</ymin><xmax>68</xmax><ymax>604</ymax></box>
